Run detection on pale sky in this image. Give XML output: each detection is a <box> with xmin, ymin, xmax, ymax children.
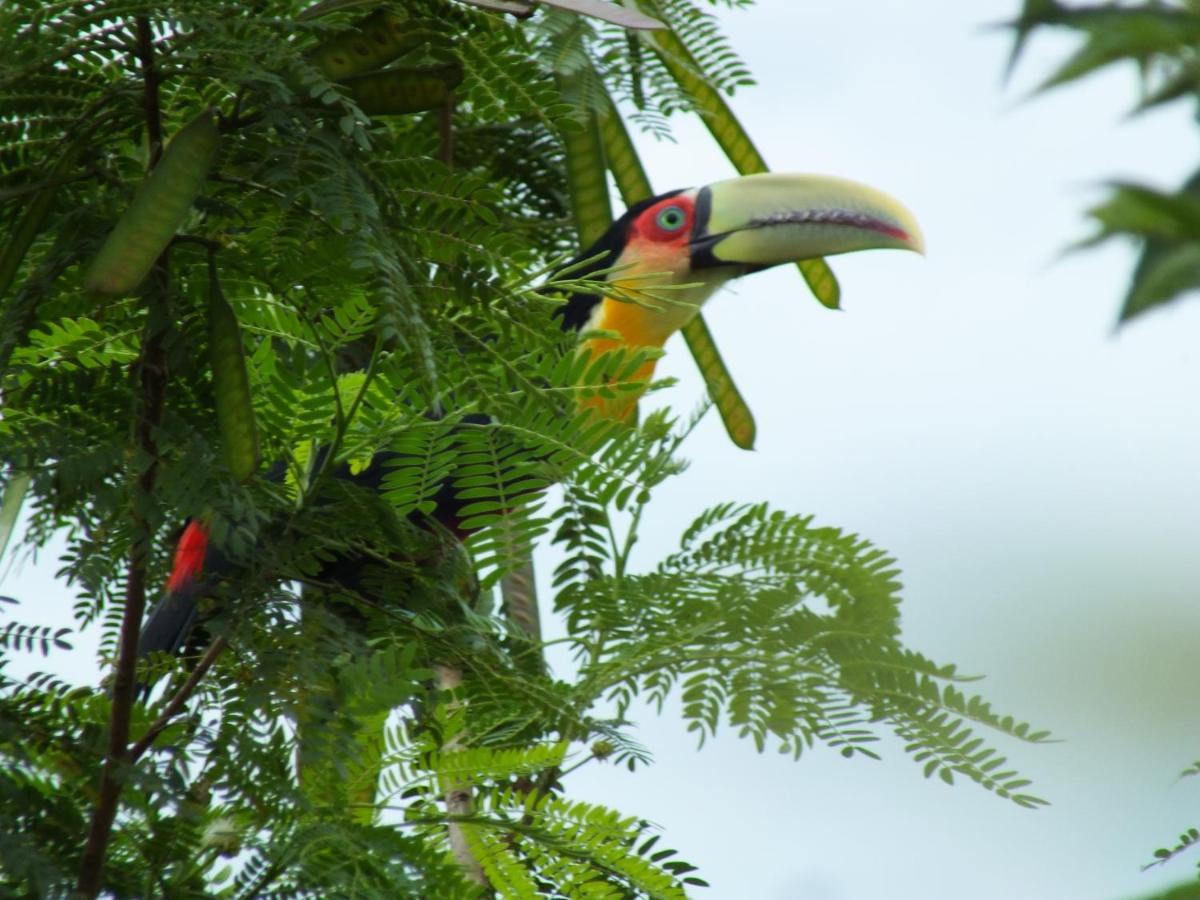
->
<box><xmin>7</xmin><ymin>2</ymin><xmax>1200</xmax><ymax>898</ymax></box>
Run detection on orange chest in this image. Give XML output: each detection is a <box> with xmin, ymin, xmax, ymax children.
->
<box><xmin>589</xmin><ymin>271</ymin><xmax>730</xmax><ymax>348</ymax></box>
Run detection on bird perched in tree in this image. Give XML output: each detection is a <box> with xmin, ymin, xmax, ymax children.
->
<box><xmin>139</xmin><ymin>171</ymin><xmax>922</xmax><ymax>663</ymax></box>
<box><xmin>556</xmin><ymin>172</ymin><xmax>922</xmax><ymax>419</ymax></box>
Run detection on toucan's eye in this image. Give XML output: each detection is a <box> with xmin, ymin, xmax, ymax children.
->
<box><xmin>656</xmin><ymin>205</ymin><xmax>687</xmax><ymax>231</ymax></box>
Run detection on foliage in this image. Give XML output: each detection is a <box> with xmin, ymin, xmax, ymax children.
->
<box><xmin>1136</xmin><ymin>757</ymin><xmax>1200</xmax><ymax>884</ymax></box>
<box><xmin>1008</xmin><ymin>0</ymin><xmax>1200</xmax><ymax>324</ymax></box>
<box><xmin>1132</xmin><ymin>884</ymin><xmax>1200</xmax><ymax>900</ymax></box>
<box><xmin>0</xmin><ymin>0</ymin><xmax>1048</xmax><ymax>896</ymax></box>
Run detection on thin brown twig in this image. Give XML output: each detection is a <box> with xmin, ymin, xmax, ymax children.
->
<box><xmin>135</xmin><ymin>18</ymin><xmax>164</xmax><ymax>165</ymax></box>
<box><xmin>171</xmin><ymin>233</ymin><xmax>222</xmax><ymax>253</ymax></box>
<box><xmin>0</xmin><ymin>173</ymin><xmax>94</xmax><ymax>204</ymax></box>
<box><xmin>439</xmin><ymin>94</ymin><xmax>457</xmax><ymax>168</ymax></box>
<box><xmin>128</xmin><ymin>637</ymin><xmax>229</xmax><ymax>764</ymax></box>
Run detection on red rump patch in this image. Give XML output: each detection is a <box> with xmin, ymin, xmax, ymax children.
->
<box><xmin>166</xmin><ymin>520</ymin><xmax>209</xmax><ymax>593</ymax></box>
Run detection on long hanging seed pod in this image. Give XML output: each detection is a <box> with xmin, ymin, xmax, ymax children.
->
<box><xmin>676</xmin><ymin>311</ymin><xmax>754</xmax><ymax>448</ymax></box>
<box><xmin>557</xmin><ymin>77</ymin><xmax>614</xmax><ymax>247</ymax></box>
<box><xmin>206</xmin><ymin>258</ymin><xmax>259</xmax><ymax>482</ymax></box>
<box><xmin>339</xmin><ymin>60</ymin><xmax>464</xmax><ymax>116</ymax></box>
<box><xmin>597</xmin><ymin>84</ymin><xmax>757</xmax><ymax>449</ymax></box>
<box><xmin>85</xmin><ymin>110</ymin><xmax>219</xmax><ymax>296</ymax></box>
<box><xmin>312</xmin><ymin>9</ymin><xmax>429</xmax><ymax>79</ymax></box>
<box><xmin>645</xmin><ymin>28</ymin><xmax>841</xmax><ymax>309</ymax></box>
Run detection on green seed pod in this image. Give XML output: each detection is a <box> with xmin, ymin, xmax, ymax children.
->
<box><xmin>313</xmin><ymin>10</ymin><xmax>428</xmax><ymax>79</ymax></box>
<box><xmin>206</xmin><ymin>259</ymin><xmax>259</xmax><ymax>482</ymax></box>
<box><xmin>85</xmin><ymin>110</ymin><xmax>219</xmax><ymax>296</ymax></box>
<box><xmin>339</xmin><ymin>60</ymin><xmax>463</xmax><ymax>116</ymax></box>
<box><xmin>681</xmin><ymin>316</ymin><xmax>755</xmax><ymax>450</ymax></box>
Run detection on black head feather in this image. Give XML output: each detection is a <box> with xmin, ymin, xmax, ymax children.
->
<box><xmin>550</xmin><ymin>190</ymin><xmax>685</xmax><ymax>332</ymax></box>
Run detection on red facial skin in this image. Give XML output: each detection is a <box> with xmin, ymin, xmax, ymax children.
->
<box><xmin>627</xmin><ymin>194</ymin><xmax>696</xmax><ymax>249</ymax></box>
<box><xmin>166</xmin><ymin>520</ymin><xmax>209</xmax><ymax>593</ymax></box>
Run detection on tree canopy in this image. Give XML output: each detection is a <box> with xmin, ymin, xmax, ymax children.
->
<box><xmin>0</xmin><ymin>1</ymin><xmax>1048</xmax><ymax>896</ymax></box>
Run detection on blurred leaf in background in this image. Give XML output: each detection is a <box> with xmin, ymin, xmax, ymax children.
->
<box><xmin>1009</xmin><ymin>0</ymin><xmax>1200</xmax><ymax>325</ymax></box>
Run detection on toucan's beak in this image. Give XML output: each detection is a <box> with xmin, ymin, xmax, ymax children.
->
<box><xmin>690</xmin><ymin>173</ymin><xmax>924</xmax><ymax>270</ymax></box>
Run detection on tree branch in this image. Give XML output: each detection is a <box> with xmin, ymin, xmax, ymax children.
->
<box><xmin>500</xmin><ymin>517</ymin><xmax>544</xmax><ymax>679</ymax></box>
<box><xmin>76</xmin><ymin>16</ymin><xmax>170</xmax><ymax>897</ymax></box>
<box><xmin>435</xmin><ymin>663</ymin><xmax>491</xmax><ymax>889</ymax></box>
<box><xmin>501</xmin><ymin>555</ymin><xmax>540</xmax><ymax>643</ymax></box>
<box><xmin>135</xmin><ymin>17</ymin><xmax>164</xmax><ymax>165</ymax></box>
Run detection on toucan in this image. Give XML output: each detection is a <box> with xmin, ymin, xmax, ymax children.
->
<box><xmin>140</xmin><ymin>172</ymin><xmax>922</xmax><ymax>663</ymax></box>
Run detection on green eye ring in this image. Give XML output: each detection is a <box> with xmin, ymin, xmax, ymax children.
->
<box><xmin>656</xmin><ymin>205</ymin><xmax>687</xmax><ymax>231</ymax></box>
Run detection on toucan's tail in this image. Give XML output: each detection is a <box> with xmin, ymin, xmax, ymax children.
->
<box><xmin>140</xmin><ymin>519</ymin><xmax>210</xmax><ymax>658</ymax></box>
<box><xmin>136</xmin><ymin>413</ymin><xmax>527</xmax><ymax>663</ymax></box>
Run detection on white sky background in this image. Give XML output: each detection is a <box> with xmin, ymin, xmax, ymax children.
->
<box><xmin>5</xmin><ymin>1</ymin><xmax>1200</xmax><ymax>898</ymax></box>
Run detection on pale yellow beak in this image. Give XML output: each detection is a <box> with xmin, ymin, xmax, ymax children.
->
<box><xmin>691</xmin><ymin>172</ymin><xmax>924</xmax><ymax>269</ymax></box>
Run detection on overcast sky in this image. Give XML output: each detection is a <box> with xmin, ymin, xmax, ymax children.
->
<box><xmin>7</xmin><ymin>2</ymin><xmax>1200</xmax><ymax>898</ymax></box>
